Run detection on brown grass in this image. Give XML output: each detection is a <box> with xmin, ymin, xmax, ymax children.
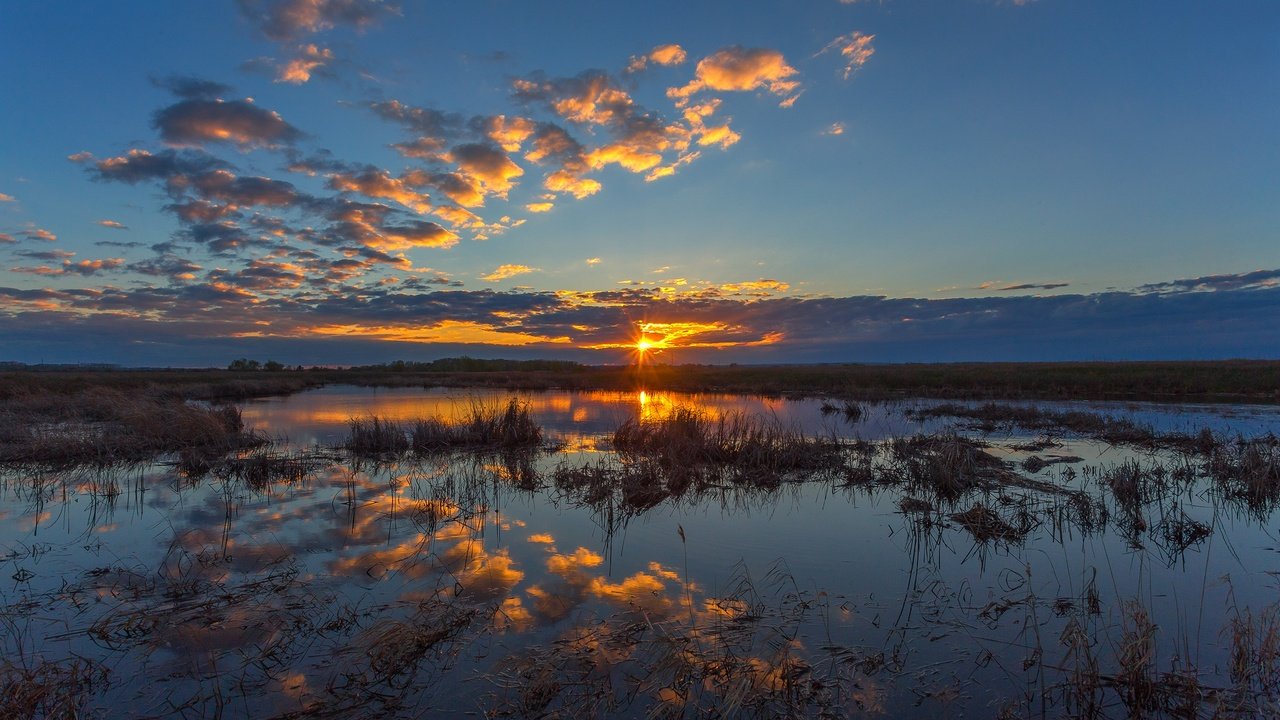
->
<box><xmin>0</xmin><ymin>389</ymin><xmax>259</xmax><ymax>467</ymax></box>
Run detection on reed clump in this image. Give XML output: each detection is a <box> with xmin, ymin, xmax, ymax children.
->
<box><xmin>1206</xmin><ymin>435</ymin><xmax>1280</xmax><ymax>509</ymax></box>
<box><xmin>411</xmin><ymin>398</ymin><xmax>542</xmax><ymax>452</ymax></box>
<box><xmin>889</xmin><ymin>434</ymin><xmax>1006</xmax><ymax>500</ymax></box>
<box><xmin>346</xmin><ymin>399</ymin><xmax>543</xmax><ymax>457</ymax></box>
<box><xmin>346</xmin><ymin>415</ymin><xmax>410</xmax><ymax>456</ymax></box>
<box><xmin>951</xmin><ymin>502</ymin><xmax>1028</xmax><ymax>543</ymax></box>
<box><xmin>612</xmin><ymin>407</ymin><xmax>844</xmax><ymax>483</ymax></box>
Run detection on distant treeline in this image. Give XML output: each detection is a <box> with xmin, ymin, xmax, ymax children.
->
<box><xmin>352</xmin><ymin>357</ymin><xmax>584</xmax><ymax>373</ymax></box>
<box><xmin>2</xmin><ymin>359</ymin><xmax>1277</xmax><ymax>404</ymax></box>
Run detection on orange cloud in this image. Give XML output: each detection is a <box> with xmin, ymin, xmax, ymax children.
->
<box><xmin>818</xmin><ymin>31</ymin><xmax>875</xmax><ymax>80</ymax></box>
<box><xmin>308</xmin><ymin>320</ymin><xmax>570</xmax><ymax>346</ymax></box>
<box><xmin>327</xmin><ymin>169</ymin><xmax>432</xmax><ymax>213</ymax></box>
<box><xmin>669</xmin><ymin>47</ymin><xmax>801</xmax><ymax>106</ymax></box>
<box><xmin>447</xmin><ymin>143</ymin><xmax>524</xmax><ymax>198</ymax></box>
<box><xmin>480</xmin><ymin>264</ymin><xmax>535</xmax><ymax>282</ymax></box>
<box><xmin>98</xmin><ymin>219</ymin><xmax>128</xmax><ymax>229</ymax></box>
<box><xmin>626</xmin><ymin>43</ymin><xmax>688</xmax><ymax>73</ymax></box>
<box><xmin>485</xmin><ymin>115</ymin><xmax>537</xmax><ymax>152</ymax></box>
<box><xmin>276</xmin><ymin>44</ymin><xmax>334</xmax><ymax>84</ymax></box>
<box><xmin>544</xmin><ymin>169</ymin><xmax>601</xmax><ymax>199</ymax></box>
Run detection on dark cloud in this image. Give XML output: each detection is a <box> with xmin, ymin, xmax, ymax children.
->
<box><xmin>191</xmin><ymin>170</ymin><xmax>300</xmax><ymax>207</ymax></box>
<box><xmin>1136</xmin><ymin>269</ymin><xmax>1280</xmax><ymax>294</ymax></box>
<box><xmin>153</xmin><ymin>98</ymin><xmax>303</xmax><ymax>149</ymax></box>
<box><xmin>129</xmin><ymin>254</ymin><xmax>203</xmax><ymax>282</ymax></box>
<box><xmin>369</xmin><ymin>100</ymin><xmax>464</xmax><ymax>140</ymax></box>
<box><xmin>90</xmin><ymin>149</ymin><xmax>226</xmax><ymax>186</ymax></box>
<box><xmin>154</xmin><ymin>76</ymin><xmax>233</xmax><ymax>100</ymax></box>
<box><xmin>16</xmin><ymin>250</ymin><xmax>75</xmax><ymax>261</ymax></box>
<box><xmin>988</xmin><ymin>282</ymin><xmax>1070</xmax><ymax>292</ymax></box>
<box><xmin>3</xmin><ymin>279</ymin><xmax>1277</xmax><ymax>365</ymax></box>
<box><xmin>237</xmin><ymin>0</ymin><xmax>399</xmax><ymax>41</ymax></box>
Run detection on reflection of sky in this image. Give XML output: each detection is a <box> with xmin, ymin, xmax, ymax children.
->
<box><xmin>242</xmin><ymin>384</ymin><xmax>924</xmax><ymax>447</ymax></box>
<box><xmin>243</xmin><ymin>385</ymin><xmax>1280</xmax><ymax>450</ymax></box>
<box><xmin>4</xmin><ymin>394</ymin><xmax>1280</xmax><ymax>716</ymax></box>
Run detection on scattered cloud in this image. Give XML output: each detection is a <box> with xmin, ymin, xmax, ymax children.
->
<box><xmin>19</xmin><ymin>228</ymin><xmax>57</xmax><ymax>242</ymax></box>
<box><xmin>626</xmin><ymin>43</ymin><xmax>688</xmax><ymax>73</ymax></box>
<box><xmin>237</xmin><ymin>0</ymin><xmax>399</xmax><ymax>41</ymax></box>
<box><xmin>97</xmin><ymin>219</ymin><xmax>128</xmax><ymax>229</ymax></box>
<box><xmin>585</xmin><ymin>257</ymin><xmax>601</xmax><ymax>265</ymax></box>
<box><xmin>0</xmin><ymin>193</ymin><xmax>15</xmax><ymax>202</ymax></box>
<box><xmin>823</xmin><ymin>122</ymin><xmax>846</xmax><ymax>136</ymax></box>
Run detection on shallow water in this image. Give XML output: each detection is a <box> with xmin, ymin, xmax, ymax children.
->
<box><xmin>4</xmin><ymin>387</ymin><xmax>1280</xmax><ymax>718</ymax></box>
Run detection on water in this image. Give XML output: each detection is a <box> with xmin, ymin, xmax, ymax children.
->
<box><xmin>3</xmin><ymin>387</ymin><xmax>1280</xmax><ymax>718</ymax></box>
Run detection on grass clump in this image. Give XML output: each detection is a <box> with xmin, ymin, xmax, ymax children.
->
<box><xmin>345</xmin><ymin>398</ymin><xmax>543</xmax><ymax>458</ymax></box>
<box><xmin>1206</xmin><ymin>435</ymin><xmax>1280</xmax><ymax>509</ymax></box>
<box><xmin>411</xmin><ymin>398</ymin><xmax>541</xmax><ymax>452</ymax></box>
<box><xmin>346</xmin><ymin>415</ymin><xmax>410</xmax><ymax>457</ymax></box>
<box><xmin>613</xmin><ymin>407</ymin><xmax>843</xmax><ymax>483</ymax></box>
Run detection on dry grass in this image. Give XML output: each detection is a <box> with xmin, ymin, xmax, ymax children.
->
<box><xmin>1206</xmin><ymin>436</ymin><xmax>1280</xmax><ymax>509</ymax></box>
<box><xmin>346</xmin><ymin>399</ymin><xmax>543</xmax><ymax>458</ymax></box>
<box><xmin>612</xmin><ymin>406</ymin><xmax>844</xmax><ymax>482</ymax></box>
<box><xmin>411</xmin><ymin>398</ymin><xmax>542</xmax><ymax>452</ymax></box>
<box><xmin>950</xmin><ymin>502</ymin><xmax>1028</xmax><ymax>543</ymax></box>
<box><xmin>0</xmin><ymin>389</ymin><xmax>258</xmax><ymax>467</ymax></box>
<box><xmin>0</xmin><ymin>657</ymin><xmax>105</xmax><ymax>720</ymax></box>
<box><xmin>346</xmin><ymin>415</ymin><xmax>410</xmax><ymax>457</ymax></box>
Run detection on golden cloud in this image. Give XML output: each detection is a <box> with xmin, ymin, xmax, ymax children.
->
<box><xmin>669</xmin><ymin>46</ymin><xmax>801</xmax><ymax>106</ymax></box>
<box><xmin>480</xmin><ymin>263</ymin><xmax>535</xmax><ymax>282</ymax></box>
<box><xmin>276</xmin><ymin>44</ymin><xmax>334</xmax><ymax>84</ymax></box>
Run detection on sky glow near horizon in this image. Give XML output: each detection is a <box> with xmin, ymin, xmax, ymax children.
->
<box><xmin>0</xmin><ymin>0</ymin><xmax>1277</xmax><ymax>366</ymax></box>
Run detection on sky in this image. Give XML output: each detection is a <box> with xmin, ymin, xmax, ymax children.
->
<box><xmin>0</xmin><ymin>0</ymin><xmax>1277</xmax><ymax>366</ymax></box>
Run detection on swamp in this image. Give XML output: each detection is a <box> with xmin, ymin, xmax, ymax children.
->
<box><xmin>3</xmin><ymin>375</ymin><xmax>1280</xmax><ymax>718</ymax></box>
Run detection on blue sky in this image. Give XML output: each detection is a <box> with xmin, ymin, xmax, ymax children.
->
<box><xmin>1</xmin><ymin>0</ymin><xmax>1277</xmax><ymax>365</ymax></box>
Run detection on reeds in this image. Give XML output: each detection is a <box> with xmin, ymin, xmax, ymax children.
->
<box><xmin>0</xmin><ymin>657</ymin><xmax>104</xmax><ymax>719</ymax></box>
<box><xmin>345</xmin><ymin>398</ymin><xmax>543</xmax><ymax>458</ymax></box>
<box><xmin>412</xmin><ymin>398</ymin><xmax>542</xmax><ymax>451</ymax></box>
<box><xmin>613</xmin><ymin>407</ymin><xmax>844</xmax><ymax>480</ymax></box>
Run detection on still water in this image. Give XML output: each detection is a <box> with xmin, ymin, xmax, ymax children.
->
<box><xmin>3</xmin><ymin>386</ymin><xmax>1280</xmax><ymax>717</ymax></box>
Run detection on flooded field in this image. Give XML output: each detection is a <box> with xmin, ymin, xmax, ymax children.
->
<box><xmin>4</xmin><ymin>386</ymin><xmax>1280</xmax><ymax>718</ymax></box>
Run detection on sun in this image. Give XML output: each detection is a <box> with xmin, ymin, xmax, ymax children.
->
<box><xmin>636</xmin><ymin>338</ymin><xmax>653</xmax><ymax>354</ymax></box>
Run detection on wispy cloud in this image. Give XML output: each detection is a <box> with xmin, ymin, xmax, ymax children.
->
<box><xmin>1137</xmin><ymin>269</ymin><xmax>1280</xmax><ymax>294</ymax></box>
<box><xmin>817</xmin><ymin>31</ymin><xmax>875</xmax><ymax>80</ymax></box>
